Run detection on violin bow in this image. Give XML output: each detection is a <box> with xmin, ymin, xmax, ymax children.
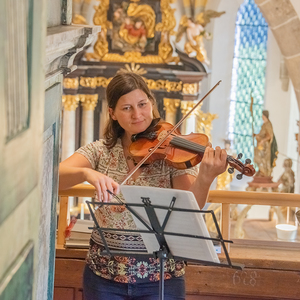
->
<box><xmin>120</xmin><ymin>80</ymin><xmax>222</xmax><ymax>185</ymax></box>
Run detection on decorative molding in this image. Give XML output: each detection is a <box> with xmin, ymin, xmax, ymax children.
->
<box><xmin>86</xmin><ymin>0</ymin><xmax>178</xmax><ymax>63</ymax></box>
<box><xmin>79</xmin><ymin>94</ymin><xmax>99</xmax><ymax>111</ymax></box>
<box><xmin>163</xmin><ymin>98</ymin><xmax>181</xmax><ymax>114</ymax></box>
<box><xmin>62</xmin><ymin>95</ymin><xmax>80</xmax><ymax>111</ymax></box>
<box><xmin>182</xmin><ymin>83</ymin><xmax>198</xmax><ymax>95</ymax></box>
<box><xmin>77</xmin><ymin>76</ymin><xmax>201</xmax><ymax>94</ymax></box>
<box><xmin>63</xmin><ymin>77</ymin><xmax>79</xmax><ymax>89</ymax></box>
<box><xmin>45</xmin><ymin>25</ymin><xmax>101</xmax><ymax>77</ymax></box>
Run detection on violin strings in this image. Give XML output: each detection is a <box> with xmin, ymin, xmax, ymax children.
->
<box><xmin>171</xmin><ymin>136</ymin><xmax>207</xmax><ymax>153</ymax></box>
<box><xmin>170</xmin><ymin>136</ymin><xmax>249</xmax><ymax>172</ymax></box>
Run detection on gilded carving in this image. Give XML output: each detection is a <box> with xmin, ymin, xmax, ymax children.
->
<box><xmin>119</xmin><ymin>62</ymin><xmax>147</xmax><ymax>75</ymax></box>
<box><xmin>79</xmin><ymin>77</ymin><xmax>97</xmax><ymax>88</ymax></box>
<box><xmin>85</xmin><ymin>0</ymin><xmax>111</xmax><ymax>60</ymax></box>
<box><xmin>163</xmin><ymin>98</ymin><xmax>181</xmax><ymax>114</ymax></box>
<box><xmin>86</xmin><ymin>0</ymin><xmax>178</xmax><ymax>63</ymax></box>
<box><xmin>79</xmin><ymin>94</ymin><xmax>99</xmax><ymax>111</ymax></box>
<box><xmin>63</xmin><ymin>78</ymin><xmax>79</xmax><ymax>89</ymax></box>
<box><xmin>182</xmin><ymin>83</ymin><xmax>198</xmax><ymax>95</ymax></box>
<box><xmin>176</xmin><ymin>10</ymin><xmax>225</xmax><ymax>64</ymax></box>
<box><xmin>145</xmin><ymin>79</ymin><xmax>182</xmax><ymax>92</ymax></box>
<box><xmin>62</xmin><ymin>95</ymin><xmax>80</xmax><ymax>111</ymax></box>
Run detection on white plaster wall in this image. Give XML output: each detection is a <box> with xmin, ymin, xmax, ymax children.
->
<box><xmin>290</xmin><ymin>0</ymin><xmax>300</xmax><ymax>16</ymax></box>
<box><xmin>264</xmin><ymin>30</ymin><xmax>299</xmax><ymax>183</ymax></box>
<box><xmin>47</xmin><ymin>0</ymin><xmax>61</xmax><ymax>27</ymax></box>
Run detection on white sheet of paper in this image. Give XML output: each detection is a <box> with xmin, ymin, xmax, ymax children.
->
<box><xmin>120</xmin><ymin>185</ymin><xmax>220</xmax><ymax>264</ymax></box>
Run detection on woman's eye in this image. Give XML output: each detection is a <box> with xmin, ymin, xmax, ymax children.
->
<box><xmin>139</xmin><ymin>102</ymin><xmax>147</xmax><ymax>107</ymax></box>
<box><xmin>123</xmin><ymin>106</ymin><xmax>131</xmax><ymax>111</ymax></box>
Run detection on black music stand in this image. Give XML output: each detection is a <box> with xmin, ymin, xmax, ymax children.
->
<box><xmin>86</xmin><ymin>186</ymin><xmax>242</xmax><ymax>300</ymax></box>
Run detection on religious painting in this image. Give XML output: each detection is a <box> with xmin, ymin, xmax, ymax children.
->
<box><xmin>109</xmin><ymin>0</ymin><xmax>161</xmax><ymax>53</ymax></box>
<box><xmin>0</xmin><ymin>241</ymin><xmax>34</xmax><ymax>300</ymax></box>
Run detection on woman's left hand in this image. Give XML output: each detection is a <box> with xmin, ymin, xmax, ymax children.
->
<box><xmin>198</xmin><ymin>143</ymin><xmax>228</xmax><ymax>184</ymax></box>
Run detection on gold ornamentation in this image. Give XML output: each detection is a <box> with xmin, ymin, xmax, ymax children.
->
<box><xmin>79</xmin><ymin>76</ymin><xmax>184</xmax><ymax>93</ymax></box>
<box><xmin>79</xmin><ymin>77</ymin><xmax>97</xmax><ymax>88</ymax></box>
<box><xmin>86</xmin><ymin>0</ymin><xmax>178</xmax><ymax>63</ymax></box>
<box><xmin>180</xmin><ymin>100</ymin><xmax>217</xmax><ymax>140</ymax></box>
<box><xmin>62</xmin><ymin>95</ymin><xmax>80</xmax><ymax>111</ymax></box>
<box><xmin>102</xmin><ymin>52</ymin><xmax>164</xmax><ymax>64</ymax></box>
<box><xmin>145</xmin><ymin>79</ymin><xmax>182</xmax><ymax>92</ymax></box>
<box><xmin>79</xmin><ymin>94</ymin><xmax>99</xmax><ymax>111</ymax></box>
<box><xmin>72</xmin><ymin>14</ymin><xmax>88</xmax><ymax>25</ymax></box>
<box><xmin>163</xmin><ymin>98</ymin><xmax>181</xmax><ymax>114</ymax></box>
<box><xmin>176</xmin><ymin>10</ymin><xmax>225</xmax><ymax>64</ymax></box>
<box><xmin>63</xmin><ymin>78</ymin><xmax>79</xmax><ymax>89</ymax></box>
<box><xmin>182</xmin><ymin>83</ymin><xmax>198</xmax><ymax>95</ymax></box>
<box><xmin>119</xmin><ymin>62</ymin><xmax>147</xmax><ymax>75</ymax></box>
<box><xmin>86</xmin><ymin>0</ymin><xmax>112</xmax><ymax>60</ymax></box>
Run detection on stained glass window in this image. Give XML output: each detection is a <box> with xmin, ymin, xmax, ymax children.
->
<box><xmin>228</xmin><ymin>0</ymin><xmax>268</xmax><ymax>163</ymax></box>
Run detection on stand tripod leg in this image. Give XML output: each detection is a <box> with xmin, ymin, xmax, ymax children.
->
<box><xmin>159</xmin><ymin>255</ymin><xmax>164</xmax><ymax>300</ymax></box>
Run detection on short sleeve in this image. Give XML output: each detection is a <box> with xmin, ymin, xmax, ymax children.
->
<box><xmin>170</xmin><ymin>164</ymin><xmax>199</xmax><ymax>179</ymax></box>
<box><xmin>75</xmin><ymin>140</ymin><xmax>105</xmax><ymax>170</ymax></box>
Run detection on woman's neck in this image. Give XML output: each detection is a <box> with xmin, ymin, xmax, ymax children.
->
<box><xmin>121</xmin><ymin>132</ymin><xmax>132</xmax><ymax>149</ymax></box>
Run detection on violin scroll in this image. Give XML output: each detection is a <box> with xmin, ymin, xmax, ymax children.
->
<box><xmin>227</xmin><ymin>153</ymin><xmax>256</xmax><ymax>180</ymax></box>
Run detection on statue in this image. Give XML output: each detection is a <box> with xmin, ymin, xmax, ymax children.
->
<box><xmin>277</xmin><ymin>158</ymin><xmax>295</xmax><ymax>193</ymax></box>
<box><xmin>253</xmin><ymin>110</ymin><xmax>278</xmax><ymax>177</ymax></box>
<box><xmin>176</xmin><ymin>10</ymin><xmax>225</xmax><ymax>64</ymax></box>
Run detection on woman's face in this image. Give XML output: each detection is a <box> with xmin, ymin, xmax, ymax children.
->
<box><xmin>109</xmin><ymin>89</ymin><xmax>154</xmax><ymax>136</ymax></box>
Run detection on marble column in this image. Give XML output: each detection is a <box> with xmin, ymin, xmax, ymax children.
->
<box><xmin>180</xmin><ymin>100</ymin><xmax>198</xmax><ymax>135</ymax></box>
<box><xmin>163</xmin><ymin>98</ymin><xmax>181</xmax><ymax>125</ymax></box>
<box><xmin>79</xmin><ymin>94</ymin><xmax>98</xmax><ymax>218</ymax></box>
<box><xmin>61</xmin><ymin>95</ymin><xmax>80</xmax><ymax>160</ymax></box>
<box><xmin>79</xmin><ymin>94</ymin><xmax>98</xmax><ymax>146</ymax></box>
<box><xmin>62</xmin><ymin>94</ymin><xmax>80</xmax><ymax>217</ymax></box>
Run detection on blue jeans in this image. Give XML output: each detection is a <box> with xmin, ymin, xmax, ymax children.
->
<box><xmin>83</xmin><ymin>265</ymin><xmax>186</xmax><ymax>300</ymax></box>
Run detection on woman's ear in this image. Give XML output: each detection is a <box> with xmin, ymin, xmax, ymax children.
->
<box><xmin>108</xmin><ymin>108</ymin><xmax>117</xmax><ymax>120</ymax></box>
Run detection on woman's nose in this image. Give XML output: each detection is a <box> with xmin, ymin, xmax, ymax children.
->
<box><xmin>131</xmin><ymin>107</ymin><xmax>140</xmax><ymax>118</ymax></box>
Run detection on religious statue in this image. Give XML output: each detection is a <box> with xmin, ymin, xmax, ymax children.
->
<box><xmin>253</xmin><ymin>110</ymin><xmax>278</xmax><ymax>178</ymax></box>
<box><xmin>176</xmin><ymin>10</ymin><xmax>225</xmax><ymax>64</ymax></box>
<box><xmin>277</xmin><ymin>158</ymin><xmax>295</xmax><ymax>193</ymax></box>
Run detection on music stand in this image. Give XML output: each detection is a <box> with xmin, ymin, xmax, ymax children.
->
<box><xmin>86</xmin><ymin>186</ymin><xmax>242</xmax><ymax>300</ymax></box>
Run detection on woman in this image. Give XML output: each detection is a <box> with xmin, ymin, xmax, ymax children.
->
<box><xmin>59</xmin><ymin>72</ymin><xmax>227</xmax><ymax>300</ymax></box>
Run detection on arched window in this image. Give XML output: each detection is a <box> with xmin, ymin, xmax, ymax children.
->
<box><xmin>228</xmin><ymin>0</ymin><xmax>268</xmax><ymax>163</ymax></box>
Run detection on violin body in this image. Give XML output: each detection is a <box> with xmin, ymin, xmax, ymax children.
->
<box><xmin>129</xmin><ymin>121</ymin><xmax>209</xmax><ymax>169</ymax></box>
<box><xmin>129</xmin><ymin>121</ymin><xmax>255</xmax><ymax>177</ymax></box>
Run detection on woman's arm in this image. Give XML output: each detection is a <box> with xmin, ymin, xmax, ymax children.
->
<box><xmin>59</xmin><ymin>153</ymin><xmax>119</xmax><ymax>202</ymax></box>
<box><xmin>172</xmin><ymin>146</ymin><xmax>227</xmax><ymax>208</ymax></box>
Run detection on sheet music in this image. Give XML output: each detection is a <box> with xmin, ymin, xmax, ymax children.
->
<box><xmin>120</xmin><ymin>186</ymin><xmax>220</xmax><ymax>264</ymax></box>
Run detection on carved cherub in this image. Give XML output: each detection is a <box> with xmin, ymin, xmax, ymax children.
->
<box><xmin>176</xmin><ymin>10</ymin><xmax>225</xmax><ymax>64</ymax></box>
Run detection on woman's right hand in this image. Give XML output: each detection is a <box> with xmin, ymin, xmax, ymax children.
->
<box><xmin>83</xmin><ymin>168</ymin><xmax>120</xmax><ymax>202</ymax></box>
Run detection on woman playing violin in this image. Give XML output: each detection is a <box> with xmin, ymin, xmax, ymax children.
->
<box><xmin>59</xmin><ymin>72</ymin><xmax>228</xmax><ymax>300</ymax></box>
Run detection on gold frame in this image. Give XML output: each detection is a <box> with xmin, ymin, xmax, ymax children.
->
<box><xmin>86</xmin><ymin>0</ymin><xmax>178</xmax><ymax>64</ymax></box>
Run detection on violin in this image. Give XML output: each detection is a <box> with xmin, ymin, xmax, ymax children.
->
<box><xmin>120</xmin><ymin>81</ymin><xmax>255</xmax><ymax>185</ymax></box>
<box><xmin>129</xmin><ymin>120</ymin><xmax>255</xmax><ymax>179</ymax></box>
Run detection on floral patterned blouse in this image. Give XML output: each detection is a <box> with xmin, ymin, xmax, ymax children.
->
<box><xmin>76</xmin><ymin>139</ymin><xmax>198</xmax><ymax>283</ymax></box>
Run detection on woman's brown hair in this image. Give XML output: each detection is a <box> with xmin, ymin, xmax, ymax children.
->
<box><xmin>103</xmin><ymin>72</ymin><xmax>160</xmax><ymax>149</ymax></box>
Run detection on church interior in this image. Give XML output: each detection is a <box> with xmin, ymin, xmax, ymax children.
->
<box><xmin>1</xmin><ymin>0</ymin><xmax>300</xmax><ymax>299</ymax></box>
